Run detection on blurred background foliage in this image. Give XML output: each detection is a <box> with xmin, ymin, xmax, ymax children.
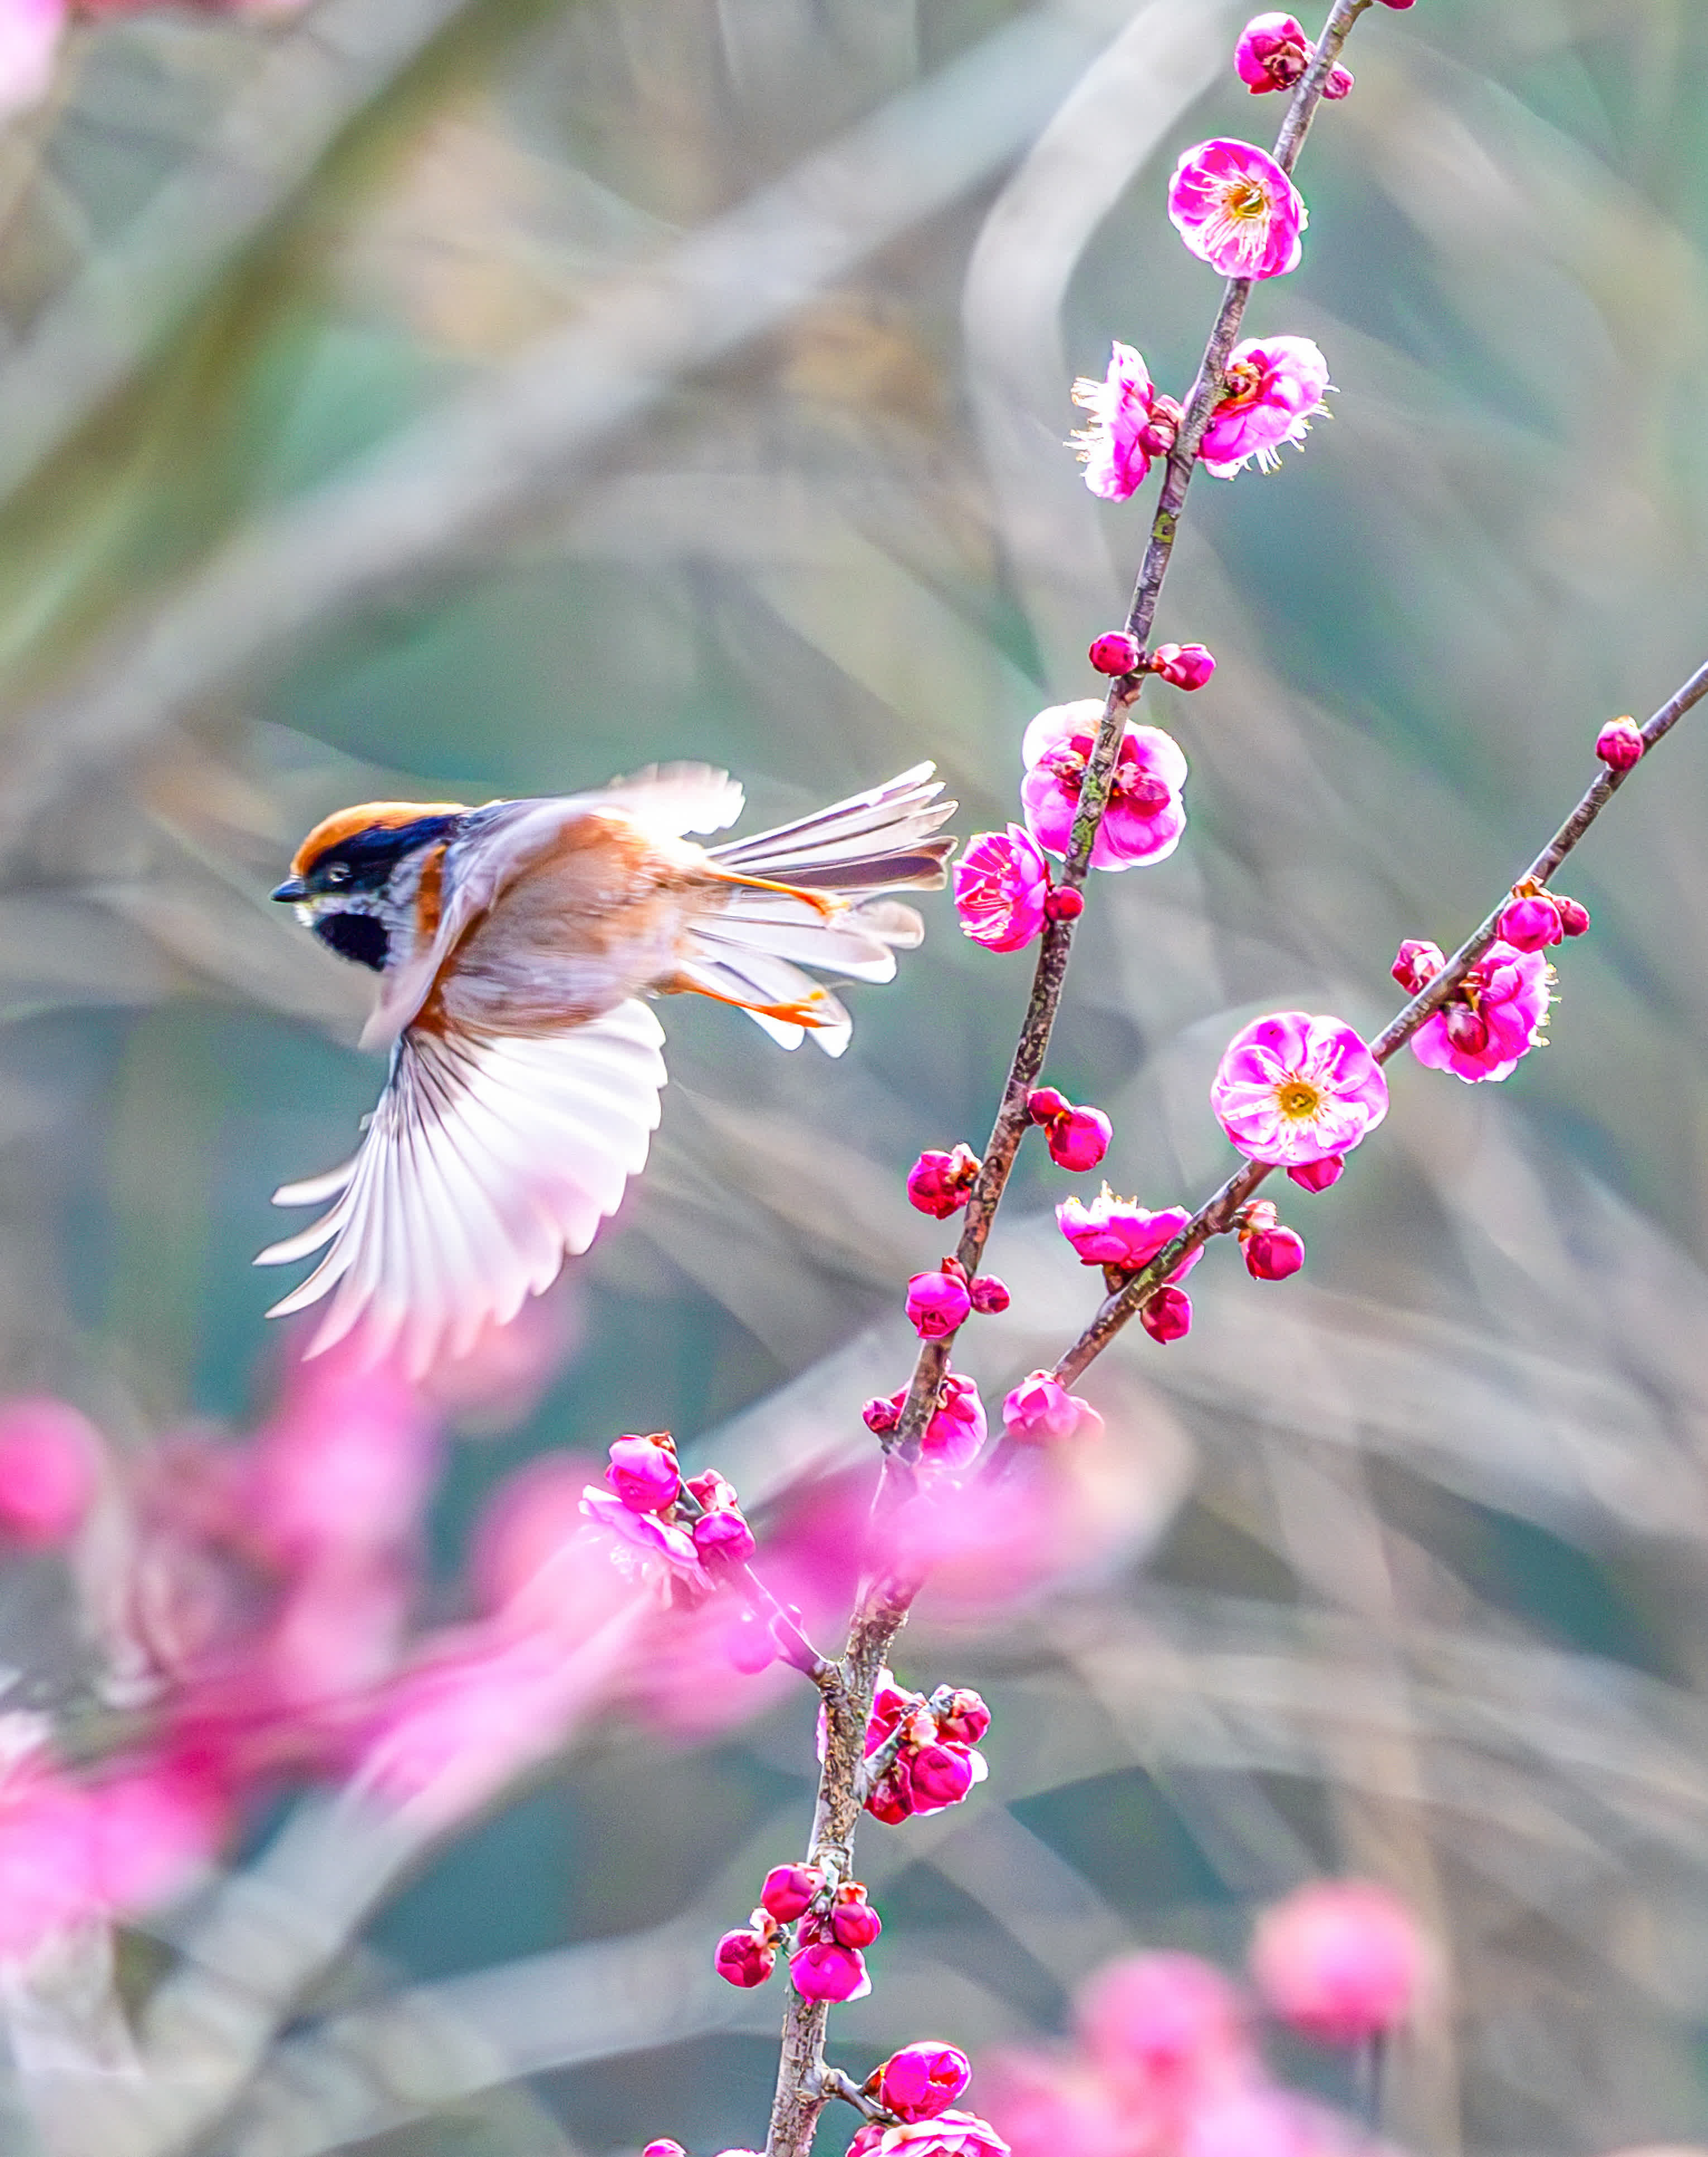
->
<box><xmin>2</xmin><ymin>0</ymin><xmax>1708</xmax><ymax>2151</ymax></box>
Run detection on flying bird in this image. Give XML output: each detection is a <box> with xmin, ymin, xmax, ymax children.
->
<box><xmin>259</xmin><ymin>762</ymin><xmax>956</xmax><ymax>1374</ymax></box>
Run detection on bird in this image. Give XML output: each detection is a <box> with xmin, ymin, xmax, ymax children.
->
<box><xmin>258</xmin><ymin>760</ymin><xmax>956</xmax><ymax>1375</ymax></box>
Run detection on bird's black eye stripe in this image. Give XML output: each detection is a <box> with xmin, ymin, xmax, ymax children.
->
<box><xmin>306</xmin><ymin>812</ymin><xmax>461</xmax><ymax>896</ymax></box>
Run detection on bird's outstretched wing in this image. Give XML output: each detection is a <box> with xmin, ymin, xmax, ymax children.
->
<box><xmin>256</xmin><ymin>999</ymin><xmax>666</xmax><ymax>1374</ymax></box>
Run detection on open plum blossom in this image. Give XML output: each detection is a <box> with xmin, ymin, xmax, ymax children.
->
<box><xmin>850</xmin><ymin>2116</ymin><xmax>1012</xmax><ymax>2157</ymax></box>
<box><xmin>1070</xmin><ymin>343</ymin><xmax>1183</xmax><ymax>501</ymax></box>
<box><xmin>1409</xmin><ymin>940</ymin><xmax>1551</xmax><ymax>1082</ymax></box>
<box><xmin>1211</xmin><ymin>1014</ymin><xmax>1388</xmax><ymax>1169</ymax></box>
<box><xmin>954</xmin><ymin>826</ymin><xmax>1050</xmax><ymax>952</ymax></box>
<box><xmin>1021</xmin><ymin>701</ymin><xmax>1187</xmax><ymax>870</ymax></box>
<box><xmin>1235</xmin><ymin>14</ymin><xmax>1353</xmax><ymax>99</ymax></box>
<box><xmin>1200</xmin><ymin>337</ymin><xmax>1331</xmax><ymax>478</ymax></box>
<box><xmin>1168</xmin><ymin>139</ymin><xmax>1306</xmax><ymax>281</ymax></box>
<box><xmin>1058</xmin><ymin>1188</ymin><xmax>1202</xmax><ymax>1280</ymax></box>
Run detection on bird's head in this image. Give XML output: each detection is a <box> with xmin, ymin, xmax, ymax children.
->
<box><xmin>273</xmin><ymin>802</ymin><xmax>466</xmax><ymax>971</ymax></box>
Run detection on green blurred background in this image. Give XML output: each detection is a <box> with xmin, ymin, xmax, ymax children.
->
<box><xmin>3</xmin><ymin>0</ymin><xmax>1708</xmax><ymax>2151</ymax></box>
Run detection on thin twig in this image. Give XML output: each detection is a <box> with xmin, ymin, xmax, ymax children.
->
<box><xmin>1052</xmin><ymin>657</ymin><xmax>1708</xmax><ymax>1388</ymax></box>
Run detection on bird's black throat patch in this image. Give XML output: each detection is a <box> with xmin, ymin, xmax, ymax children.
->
<box><xmin>314</xmin><ymin>910</ymin><xmax>390</xmax><ymax>971</ymax></box>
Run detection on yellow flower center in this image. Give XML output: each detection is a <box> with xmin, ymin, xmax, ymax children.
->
<box><xmin>1221</xmin><ymin>177</ymin><xmax>1269</xmax><ymax>220</ymax></box>
<box><xmin>1277</xmin><ymin>1079</ymin><xmax>1321</xmax><ymax>1121</ymax></box>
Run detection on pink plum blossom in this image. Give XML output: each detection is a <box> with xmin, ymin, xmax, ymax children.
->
<box><xmin>1234</xmin><ymin>15</ymin><xmax>1353</xmax><ymax>99</ymax></box>
<box><xmin>1244</xmin><ymin>1222</ymin><xmax>1305</xmax><ymax>1280</ymax></box>
<box><xmin>1057</xmin><ymin>1188</ymin><xmax>1201</xmax><ymax>1279</ymax></box>
<box><xmin>1391</xmin><ymin>938</ymin><xmax>1444</xmax><ymax>994</ymax></box>
<box><xmin>791</xmin><ymin>1938</ymin><xmax>870</xmax><ymax>2000</ymax></box>
<box><xmin>1200</xmin><ymin>336</ymin><xmax>1331</xmax><ymax>477</ymax></box>
<box><xmin>1287</xmin><ymin>1154</ymin><xmax>1343</xmax><ymax>1193</ymax></box>
<box><xmin>605</xmin><ymin>1431</ymin><xmax>680</xmax><ymax>1514</ymax></box>
<box><xmin>1168</xmin><ymin>138</ymin><xmax>1306</xmax><ymax>281</ymax></box>
<box><xmin>0</xmin><ymin>1398</ymin><xmax>99</xmax><ymax>1547</ymax></box>
<box><xmin>1597</xmin><ymin>715</ymin><xmax>1645</xmax><ymax>771</ymax></box>
<box><xmin>907</xmin><ymin>1269</ymin><xmax>973</xmax><ymax>1340</ymax></box>
<box><xmin>717</xmin><ymin>1927</ymin><xmax>776</xmax><ymax>1987</ymax></box>
<box><xmin>1149</xmin><ymin>641</ymin><xmax>1218</xmax><ymax>690</ymax></box>
<box><xmin>1001</xmin><ymin>1373</ymin><xmax>1091</xmax><ymax>1445</ymax></box>
<box><xmin>1069</xmin><ymin>342</ymin><xmax>1182</xmax><ymax>501</ymax></box>
<box><xmin>1021</xmin><ymin>701</ymin><xmax>1187</xmax><ymax>870</ymax></box>
<box><xmin>693</xmin><ymin>1505</ymin><xmax>756</xmax><ymax>1566</ymax></box>
<box><xmin>1211</xmin><ymin>1013</ymin><xmax>1388</xmax><ymax>1168</ymax></box>
<box><xmin>908</xmin><ymin>1144</ymin><xmax>981</xmax><ymax>1219</ymax></box>
<box><xmin>1140</xmin><ymin>1285</ymin><xmax>1193</xmax><ymax>1344</ymax></box>
<box><xmin>1079</xmin><ymin>1951</ymin><xmax>1257</xmax><ymax>2110</ymax></box>
<box><xmin>579</xmin><ymin>1486</ymin><xmax>711</xmax><ymax>1593</ymax></box>
<box><xmin>761</xmin><ymin>1863</ymin><xmax>824</xmax><ymax>1923</ymax></box>
<box><xmin>1089</xmin><ymin>630</ymin><xmax>1142</xmax><ymax>676</ymax></box>
<box><xmin>0</xmin><ymin>0</ymin><xmax>65</xmax><ymax>118</ymax></box>
<box><xmin>1249</xmin><ymin>1879</ymin><xmax>1425</xmax><ymax>2044</ymax></box>
<box><xmin>954</xmin><ymin>826</ymin><xmax>1051</xmax><ymax>952</ymax></box>
<box><xmin>1410</xmin><ymin>941</ymin><xmax>1552</xmax><ymax>1083</ymax></box>
<box><xmin>850</xmin><ymin>2116</ymin><xmax>1012</xmax><ymax>2157</ymax></box>
<box><xmin>875</xmin><ymin>2043</ymin><xmax>973</xmax><ymax>2122</ymax></box>
<box><xmin>1497</xmin><ymin>894</ymin><xmax>1562</xmax><ymax>952</ymax></box>
<box><xmin>1026</xmin><ymin>1087</ymin><xmax>1111</xmax><ymax>1172</ymax></box>
<box><xmin>920</xmin><ymin>1372</ymin><xmax>987</xmax><ymax>1472</ymax></box>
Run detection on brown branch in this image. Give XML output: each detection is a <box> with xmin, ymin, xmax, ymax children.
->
<box><xmin>1052</xmin><ymin>656</ymin><xmax>1708</xmax><ymax>1388</ymax></box>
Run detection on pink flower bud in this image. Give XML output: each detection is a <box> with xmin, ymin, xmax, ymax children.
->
<box><xmin>0</xmin><ymin>1399</ymin><xmax>99</xmax><ymax>1549</ymax></box>
<box><xmin>869</xmin><ymin>1674</ymin><xmax>927</xmax><ymax>1746</ymax></box>
<box><xmin>863</xmin><ymin>1392</ymin><xmax>903</xmax><ymax>1435</ymax></box>
<box><xmin>727</xmin><ymin>1612</ymin><xmax>776</xmax><ymax>1673</ymax></box>
<box><xmin>692</xmin><ymin>1507</ymin><xmax>756</xmax><ymax>1566</ymax></box>
<box><xmin>1002</xmin><ymin>1371</ymin><xmax>1085</xmax><ymax>1445</ymax></box>
<box><xmin>1323</xmin><ymin>61</ymin><xmax>1354</xmax><ymax>97</ymax></box>
<box><xmin>1444</xmin><ymin>1003</ymin><xmax>1490</xmax><ymax>1056</ymax></box>
<box><xmin>715</xmin><ymin>1928</ymin><xmax>776</xmax><ymax>1988</ymax></box>
<box><xmin>643</xmin><ymin>2142</ymin><xmax>687</xmax><ymax>2157</ymax></box>
<box><xmin>1496</xmin><ymin>895</ymin><xmax>1562</xmax><ymax>952</ymax></box>
<box><xmin>1148</xmin><ymin>642</ymin><xmax>1216</xmax><ymax>691</ymax></box>
<box><xmin>686</xmin><ymin>1469</ymin><xmax>738</xmax><ymax>1511</ymax></box>
<box><xmin>1138</xmin><ymin>395</ymin><xmax>1184</xmax><ymax>458</ymax></box>
<box><xmin>1554</xmin><ymin>893</ymin><xmax>1590</xmax><ymax>937</ymax></box>
<box><xmin>830</xmin><ymin>1884</ymin><xmax>883</xmax><ymax>1949</ymax></box>
<box><xmin>1043</xmin><ymin>885</ymin><xmax>1084</xmax><ymax>922</ymax></box>
<box><xmin>907</xmin><ymin>1144</ymin><xmax>981</xmax><ymax>1220</ymax></box>
<box><xmin>1046</xmin><ymin>1105</ymin><xmax>1112</xmax><ymax>1173</ymax></box>
<box><xmin>605</xmin><ymin>1432</ymin><xmax>679</xmax><ymax>1515</ymax></box>
<box><xmin>909</xmin><ymin>1742</ymin><xmax>976</xmax><ymax>1810</ymax></box>
<box><xmin>1286</xmin><ymin>1154</ymin><xmax>1344</xmax><ymax>1193</ymax></box>
<box><xmin>1234</xmin><ymin>12</ymin><xmax>1308</xmax><ymax>93</ymax></box>
<box><xmin>874</xmin><ymin>2042</ymin><xmax>973</xmax><ymax>2122</ymax></box>
<box><xmin>1243</xmin><ymin>1225</ymin><xmax>1305</xmax><ymax>1281</ymax></box>
<box><xmin>1391</xmin><ymin>939</ymin><xmax>1444</xmax><ymax>994</ymax></box>
<box><xmin>1595</xmin><ymin>716</ymin><xmax>1645</xmax><ymax>771</ymax></box>
<box><xmin>1377</xmin><ymin>0</ymin><xmax>1413</xmax><ymax>8</ymax></box>
<box><xmin>968</xmin><ymin>1275</ymin><xmax>1010</xmax><ymax>1316</ymax></box>
<box><xmin>1250</xmin><ymin>1879</ymin><xmax>1425</xmax><ymax>2044</ymax></box>
<box><xmin>790</xmin><ymin>1940</ymin><xmax>869</xmax><ymax>2001</ymax></box>
<box><xmin>1089</xmin><ymin>631</ymin><xmax>1142</xmax><ymax>676</ymax></box>
<box><xmin>906</xmin><ymin>1270</ymin><xmax>972</xmax><ymax>1340</ymax></box>
<box><xmin>761</xmin><ymin>1864</ymin><xmax>825</xmax><ymax>1924</ymax></box>
<box><xmin>932</xmin><ymin>1687</ymin><xmax>991</xmax><ymax>1746</ymax></box>
<box><xmin>1140</xmin><ymin>1285</ymin><xmax>1192</xmax><ymax>1345</ymax></box>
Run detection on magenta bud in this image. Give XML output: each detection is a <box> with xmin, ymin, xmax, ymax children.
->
<box><xmin>905</xmin><ymin>1270</ymin><xmax>972</xmax><ymax>1340</ymax></box>
<box><xmin>1323</xmin><ymin>61</ymin><xmax>1354</xmax><ymax>97</ymax></box>
<box><xmin>1139</xmin><ymin>1284</ymin><xmax>1192</xmax><ymax>1345</ymax></box>
<box><xmin>1244</xmin><ymin>1225</ymin><xmax>1306</xmax><ymax>1281</ymax></box>
<box><xmin>1002</xmin><ymin>1371</ymin><xmax>1082</xmax><ymax>1445</ymax></box>
<box><xmin>1391</xmin><ymin>939</ymin><xmax>1444</xmax><ymax>995</ymax></box>
<box><xmin>1088</xmin><ymin>631</ymin><xmax>1142</xmax><ymax>676</ymax></box>
<box><xmin>906</xmin><ymin>1144</ymin><xmax>981</xmax><ymax>1220</ymax></box>
<box><xmin>715</xmin><ymin>1929</ymin><xmax>776</xmax><ymax>1989</ymax></box>
<box><xmin>968</xmin><ymin>1275</ymin><xmax>1010</xmax><ymax>1316</ymax></box>
<box><xmin>1596</xmin><ymin>716</ymin><xmax>1645</xmax><ymax>772</ymax></box>
<box><xmin>873</xmin><ymin>2043</ymin><xmax>973</xmax><ymax>2124</ymax></box>
<box><xmin>1554</xmin><ymin>894</ymin><xmax>1590</xmax><ymax>937</ymax></box>
<box><xmin>863</xmin><ymin>1392</ymin><xmax>903</xmax><ymax>1435</ymax></box>
<box><xmin>931</xmin><ymin>1687</ymin><xmax>991</xmax><ymax>1747</ymax></box>
<box><xmin>1286</xmin><ymin>1153</ymin><xmax>1344</xmax><ymax>1193</ymax></box>
<box><xmin>1445</xmin><ymin>1003</ymin><xmax>1490</xmax><ymax>1055</ymax></box>
<box><xmin>605</xmin><ymin>1432</ymin><xmax>680</xmax><ymax>1515</ymax></box>
<box><xmin>1045</xmin><ymin>1104</ymin><xmax>1112</xmax><ymax>1173</ymax></box>
<box><xmin>693</xmin><ymin>1506</ymin><xmax>756</xmax><ymax>1566</ymax></box>
<box><xmin>642</xmin><ymin>2142</ymin><xmax>688</xmax><ymax>2157</ymax></box>
<box><xmin>830</xmin><ymin>1888</ymin><xmax>883</xmax><ymax>1949</ymax></box>
<box><xmin>1496</xmin><ymin>895</ymin><xmax>1562</xmax><ymax>953</ymax></box>
<box><xmin>908</xmin><ymin>1742</ymin><xmax>976</xmax><ymax>1810</ymax></box>
<box><xmin>1137</xmin><ymin>394</ymin><xmax>1183</xmax><ymax>457</ymax></box>
<box><xmin>790</xmin><ymin>1941</ymin><xmax>868</xmax><ymax>2002</ymax></box>
<box><xmin>760</xmin><ymin>1864</ymin><xmax>824</xmax><ymax>1924</ymax></box>
<box><xmin>1043</xmin><ymin>885</ymin><xmax>1085</xmax><ymax>922</ymax></box>
<box><xmin>1148</xmin><ymin>641</ymin><xmax>1216</xmax><ymax>691</ymax></box>
<box><xmin>727</xmin><ymin>1612</ymin><xmax>777</xmax><ymax>1674</ymax></box>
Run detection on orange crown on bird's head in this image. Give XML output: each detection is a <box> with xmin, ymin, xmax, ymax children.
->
<box><xmin>290</xmin><ymin>801</ymin><xmax>469</xmax><ymax>880</ymax></box>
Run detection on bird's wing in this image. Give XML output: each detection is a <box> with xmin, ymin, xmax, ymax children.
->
<box><xmin>256</xmin><ymin>998</ymin><xmax>666</xmax><ymax>1375</ymax></box>
<box><xmin>360</xmin><ymin>765</ymin><xmax>744</xmax><ymax>1053</ymax></box>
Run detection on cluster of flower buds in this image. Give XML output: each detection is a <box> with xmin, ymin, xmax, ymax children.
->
<box><xmin>1596</xmin><ymin>714</ymin><xmax>1646</xmax><ymax>772</ymax></box>
<box><xmin>714</xmin><ymin>1862</ymin><xmax>883</xmax><ymax>2003</ymax></box>
<box><xmin>588</xmin><ymin>1432</ymin><xmax>756</xmax><ymax>1571</ymax></box>
<box><xmin>1235</xmin><ymin>1200</ymin><xmax>1305</xmax><ymax>1282</ymax></box>
<box><xmin>904</xmin><ymin>1256</ymin><xmax>1008</xmax><ymax>1340</ymax></box>
<box><xmin>1234</xmin><ymin>12</ymin><xmax>1354</xmax><ymax>99</ymax></box>
<box><xmin>1494</xmin><ymin>882</ymin><xmax>1591</xmax><ymax>952</ymax></box>
<box><xmin>1026</xmin><ymin>1087</ymin><xmax>1112</xmax><ymax>1173</ymax></box>
<box><xmin>1393</xmin><ymin>935</ymin><xmax>1556</xmax><ymax>1085</ymax></box>
<box><xmin>864</xmin><ymin>1672</ymin><xmax>991</xmax><ymax>1825</ymax></box>
<box><xmin>1085</xmin><ymin>634</ymin><xmax>1217</xmax><ymax>692</ymax></box>
<box><xmin>907</xmin><ymin>1144</ymin><xmax>982</xmax><ymax>1220</ymax></box>
<box><xmin>864</xmin><ymin>1371</ymin><xmax>988</xmax><ymax>1471</ymax></box>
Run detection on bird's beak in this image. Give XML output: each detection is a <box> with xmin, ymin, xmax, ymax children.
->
<box><xmin>271</xmin><ymin>877</ymin><xmax>309</xmax><ymax>902</ymax></box>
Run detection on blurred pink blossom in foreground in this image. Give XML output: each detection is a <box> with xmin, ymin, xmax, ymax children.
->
<box><xmin>1249</xmin><ymin>1879</ymin><xmax>1425</xmax><ymax>2044</ymax></box>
